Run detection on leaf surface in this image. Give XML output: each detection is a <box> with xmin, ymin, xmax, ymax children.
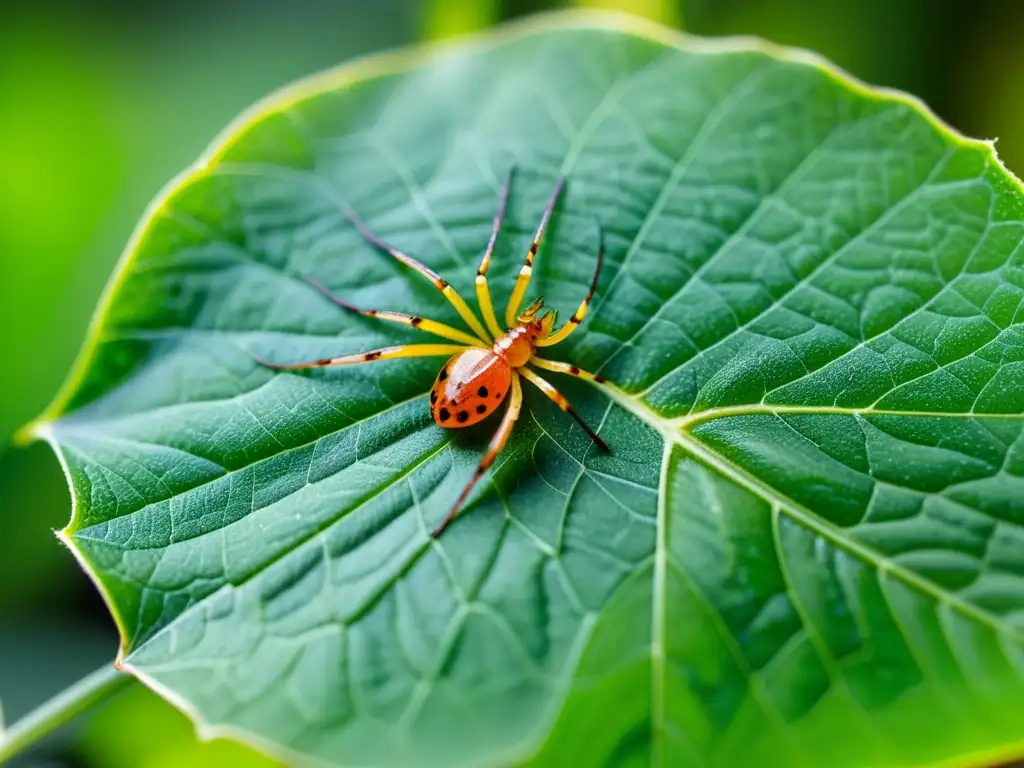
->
<box><xmin>37</xmin><ymin>12</ymin><xmax>1024</xmax><ymax>768</ymax></box>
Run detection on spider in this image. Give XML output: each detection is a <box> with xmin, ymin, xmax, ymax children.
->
<box><xmin>256</xmin><ymin>168</ymin><xmax>610</xmax><ymax>537</ymax></box>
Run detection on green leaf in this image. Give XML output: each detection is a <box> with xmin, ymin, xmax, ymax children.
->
<box><xmin>33</xmin><ymin>11</ymin><xmax>1024</xmax><ymax>768</ymax></box>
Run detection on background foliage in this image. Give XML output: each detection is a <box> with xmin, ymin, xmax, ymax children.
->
<box><xmin>1</xmin><ymin>0</ymin><xmax>1022</xmax><ymax>766</ymax></box>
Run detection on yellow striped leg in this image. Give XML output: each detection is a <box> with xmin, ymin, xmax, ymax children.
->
<box><xmin>345</xmin><ymin>208</ymin><xmax>491</xmax><ymax>343</ymax></box>
<box><xmin>253</xmin><ymin>343</ymin><xmax>468</xmax><ymax>371</ymax></box>
<box><xmin>476</xmin><ymin>165</ymin><xmax>515</xmax><ymax>340</ymax></box>
<box><xmin>505</xmin><ymin>175</ymin><xmax>566</xmax><ymax>328</ymax></box>
<box><xmin>432</xmin><ymin>373</ymin><xmax>524</xmax><ymax>538</ymax></box>
<box><xmin>305</xmin><ymin>276</ymin><xmax>485</xmax><ymax>347</ymax></box>
<box><xmin>536</xmin><ymin>222</ymin><xmax>605</xmax><ymax>347</ymax></box>
<box><xmin>529</xmin><ymin>356</ymin><xmax>609</xmax><ymax>385</ymax></box>
<box><xmin>519</xmin><ymin>367</ymin><xmax>609</xmax><ymax>452</ymax></box>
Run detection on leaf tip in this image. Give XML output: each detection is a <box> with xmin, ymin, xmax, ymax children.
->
<box><xmin>54</xmin><ymin>525</ymin><xmax>73</xmax><ymax>547</ymax></box>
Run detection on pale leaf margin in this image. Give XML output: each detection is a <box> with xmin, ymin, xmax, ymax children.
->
<box><xmin>16</xmin><ymin>8</ymin><xmax>1024</xmax><ymax>763</ymax></box>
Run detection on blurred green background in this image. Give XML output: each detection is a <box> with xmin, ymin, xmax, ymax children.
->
<box><xmin>1</xmin><ymin>0</ymin><xmax>1021</xmax><ymax>765</ymax></box>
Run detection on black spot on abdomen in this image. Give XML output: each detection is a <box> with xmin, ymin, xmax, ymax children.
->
<box><xmin>456</xmin><ymin>410</ymin><xmax>469</xmax><ymax>423</ymax></box>
<box><xmin>439</xmin><ymin>407</ymin><xmax>451</xmax><ymax>422</ymax></box>
<box><xmin>477</xmin><ymin>386</ymin><xmax>488</xmax><ymax>397</ymax></box>
<box><xmin>476</xmin><ymin>404</ymin><xmax>487</xmax><ymax>414</ymax></box>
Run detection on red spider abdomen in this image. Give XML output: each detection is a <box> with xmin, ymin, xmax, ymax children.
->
<box><xmin>430</xmin><ymin>348</ymin><xmax>512</xmax><ymax>428</ymax></box>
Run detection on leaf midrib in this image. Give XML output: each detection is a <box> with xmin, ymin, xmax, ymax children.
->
<box><xmin>620</xmin><ymin>382</ymin><xmax>1023</xmax><ymax>767</ymax></box>
<box><xmin>595</xmin><ymin>380</ymin><xmax>1024</xmax><ymax>645</ymax></box>
<box><xmin>674</xmin><ymin>404</ymin><xmax>1024</xmax><ymax>429</ymax></box>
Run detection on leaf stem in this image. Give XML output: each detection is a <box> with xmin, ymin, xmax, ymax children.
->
<box><xmin>0</xmin><ymin>662</ymin><xmax>132</xmax><ymax>763</ymax></box>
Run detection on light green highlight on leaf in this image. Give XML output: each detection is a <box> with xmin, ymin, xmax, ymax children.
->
<box><xmin>423</xmin><ymin>0</ymin><xmax>500</xmax><ymax>41</ymax></box>
<box><xmin>574</xmin><ymin>0</ymin><xmax>680</xmax><ymax>27</ymax></box>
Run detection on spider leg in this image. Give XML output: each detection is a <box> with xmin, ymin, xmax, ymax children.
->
<box><xmin>519</xmin><ymin>367</ymin><xmax>609</xmax><ymax>452</ymax></box>
<box><xmin>304</xmin><ymin>276</ymin><xmax>485</xmax><ymax>347</ymax></box>
<box><xmin>529</xmin><ymin>356</ymin><xmax>609</xmax><ymax>385</ymax></box>
<box><xmin>505</xmin><ymin>175</ymin><xmax>566</xmax><ymax>328</ymax></box>
<box><xmin>535</xmin><ymin>221</ymin><xmax>604</xmax><ymax>347</ymax></box>
<box><xmin>345</xmin><ymin>208</ymin><xmax>491</xmax><ymax>343</ymax></box>
<box><xmin>432</xmin><ymin>373</ymin><xmax>523</xmax><ymax>538</ymax></box>
<box><xmin>252</xmin><ymin>343</ymin><xmax>468</xmax><ymax>371</ymax></box>
<box><xmin>476</xmin><ymin>165</ymin><xmax>515</xmax><ymax>340</ymax></box>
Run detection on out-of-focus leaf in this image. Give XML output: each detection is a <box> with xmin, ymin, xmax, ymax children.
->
<box><xmin>574</xmin><ymin>0</ymin><xmax>679</xmax><ymax>26</ymax></box>
<box><xmin>79</xmin><ymin>685</ymin><xmax>281</xmax><ymax>768</ymax></box>
<box><xmin>423</xmin><ymin>0</ymin><xmax>500</xmax><ymax>39</ymax></box>
<box><xmin>0</xmin><ymin>24</ymin><xmax>123</xmax><ymax>445</ymax></box>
